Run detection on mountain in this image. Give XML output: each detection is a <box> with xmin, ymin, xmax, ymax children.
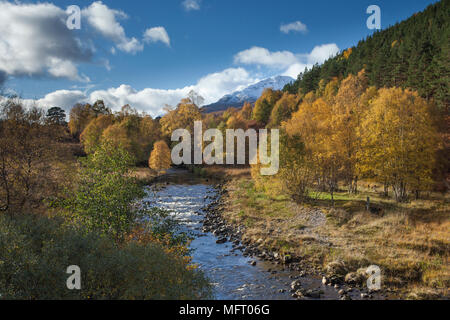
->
<box><xmin>201</xmin><ymin>75</ymin><xmax>294</xmax><ymax>113</ymax></box>
<box><xmin>284</xmin><ymin>0</ymin><xmax>449</xmax><ymax>111</ymax></box>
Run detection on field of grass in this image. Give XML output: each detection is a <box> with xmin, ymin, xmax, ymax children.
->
<box><xmin>215</xmin><ymin>167</ymin><xmax>449</xmax><ymax>299</ymax></box>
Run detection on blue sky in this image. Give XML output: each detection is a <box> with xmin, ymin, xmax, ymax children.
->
<box><xmin>0</xmin><ymin>0</ymin><xmax>439</xmax><ymax>116</ymax></box>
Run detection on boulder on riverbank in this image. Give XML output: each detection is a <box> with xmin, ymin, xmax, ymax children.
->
<box><xmin>326</xmin><ymin>260</ymin><xmax>347</xmax><ymax>278</ymax></box>
<box><xmin>345</xmin><ymin>268</ymin><xmax>368</xmax><ymax>286</ymax></box>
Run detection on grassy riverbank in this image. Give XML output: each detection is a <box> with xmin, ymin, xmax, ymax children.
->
<box><xmin>203</xmin><ymin>167</ymin><xmax>449</xmax><ymax>299</ymax></box>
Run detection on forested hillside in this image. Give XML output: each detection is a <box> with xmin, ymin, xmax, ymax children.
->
<box><xmin>284</xmin><ymin>0</ymin><xmax>449</xmax><ymax>111</ymax></box>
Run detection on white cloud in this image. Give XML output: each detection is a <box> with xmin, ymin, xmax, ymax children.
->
<box><xmin>195</xmin><ymin>68</ymin><xmax>257</xmax><ymax>103</ymax></box>
<box><xmin>234</xmin><ymin>47</ymin><xmax>298</xmax><ymax>68</ymax></box>
<box><xmin>90</xmin><ymin>68</ymin><xmax>255</xmax><ymax>115</ymax></box>
<box><xmin>307</xmin><ymin>43</ymin><xmax>340</xmax><ymax>64</ymax></box>
<box><xmin>116</xmin><ymin>38</ymin><xmax>143</xmax><ymax>54</ymax></box>
<box><xmin>30</xmin><ymin>67</ymin><xmax>256</xmax><ymax>117</ymax></box>
<box><xmin>89</xmin><ymin>85</ymin><xmax>191</xmax><ymax>116</ymax></box>
<box><xmin>33</xmin><ymin>90</ymin><xmax>89</xmax><ymax>112</ymax></box>
<box><xmin>235</xmin><ymin>44</ymin><xmax>340</xmax><ymax>78</ymax></box>
<box><xmin>47</xmin><ymin>58</ymin><xmax>90</xmax><ymax>82</ymax></box>
<box><xmin>83</xmin><ymin>1</ymin><xmax>143</xmax><ymax>54</ymax></box>
<box><xmin>280</xmin><ymin>21</ymin><xmax>308</xmax><ymax>34</ymax></box>
<box><xmin>282</xmin><ymin>63</ymin><xmax>309</xmax><ymax>79</ymax></box>
<box><xmin>283</xmin><ymin>44</ymin><xmax>340</xmax><ymax>78</ymax></box>
<box><xmin>101</xmin><ymin>59</ymin><xmax>112</xmax><ymax>71</ymax></box>
<box><xmin>22</xmin><ymin>40</ymin><xmax>340</xmax><ymax>114</ymax></box>
<box><xmin>0</xmin><ymin>1</ymin><xmax>173</xmax><ymax>83</ymax></box>
<box><xmin>143</xmin><ymin>27</ymin><xmax>171</xmax><ymax>47</ymax></box>
<box><xmin>0</xmin><ymin>2</ymin><xmax>92</xmax><ymax>81</ymax></box>
<box><xmin>182</xmin><ymin>0</ymin><xmax>201</xmax><ymax>11</ymax></box>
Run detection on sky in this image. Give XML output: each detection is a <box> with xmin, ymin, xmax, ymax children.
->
<box><xmin>0</xmin><ymin>0</ymin><xmax>440</xmax><ymax>117</ymax></box>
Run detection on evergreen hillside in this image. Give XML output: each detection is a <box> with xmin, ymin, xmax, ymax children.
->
<box><xmin>284</xmin><ymin>0</ymin><xmax>449</xmax><ymax>111</ymax></box>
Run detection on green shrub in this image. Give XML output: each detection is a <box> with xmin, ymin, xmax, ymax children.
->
<box><xmin>0</xmin><ymin>214</ymin><xmax>211</xmax><ymax>300</ymax></box>
<box><xmin>62</xmin><ymin>142</ymin><xmax>145</xmax><ymax>243</ymax></box>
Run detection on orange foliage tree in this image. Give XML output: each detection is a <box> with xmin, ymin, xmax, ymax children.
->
<box><xmin>149</xmin><ymin>140</ymin><xmax>172</xmax><ymax>173</ymax></box>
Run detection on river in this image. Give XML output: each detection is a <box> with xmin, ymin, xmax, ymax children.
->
<box><xmin>143</xmin><ymin>169</ymin><xmax>345</xmax><ymax>300</ymax></box>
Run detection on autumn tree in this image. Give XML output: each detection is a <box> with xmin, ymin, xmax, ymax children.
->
<box><xmin>322</xmin><ymin>78</ymin><xmax>340</xmax><ymax>103</ymax></box>
<box><xmin>82</xmin><ymin>105</ymin><xmax>161</xmax><ymax>165</ymax></box>
<box><xmin>68</xmin><ymin>100</ymin><xmax>110</xmax><ymax>138</ymax></box>
<box><xmin>240</xmin><ymin>102</ymin><xmax>253</xmax><ymax>120</ymax></box>
<box><xmin>149</xmin><ymin>140</ymin><xmax>171</xmax><ymax>173</ymax></box>
<box><xmin>222</xmin><ymin>107</ymin><xmax>239</xmax><ymax>122</ymax></box>
<box><xmin>358</xmin><ymin>88</ymin><xmax>439</xmax><ymax>202</ymax></box>
<box><xmin>0</xmin><ymin>98</ymin><xmax>61</xmax><ymax>212</ymax></box>
<box><xmin>115</xmin><ymin>104</ymin><xmax>138</xmax><ymax>121</ymax></box>
<box><xmin>252</xmin><ymin>89</ymin><xmax>282</xmax><ymax>125</ymax></box>
<box><xmin>80</xmin><ymin>114</ymin><xmax>115</xmax><ymax>154</ymax></box>
<box><xmin>268</xmin><ymin>92</ymin><xmax>299</xmax><ymax>128</ymax></box>
<box><xmin>68</xmin><ymin>104</ymin><xmax>95</xmax><ymax>138</ymax></box>
<box><xmin>101</xmin><ymin>122</ymin><xmax>131</xmax><ymax>152</ymax></box>
<box><xmin>138</xmin><ymin>115</ymin><xmax>161</xmax><ymax>159</ymax></box>
<box><xmin>226</xmin><ymin>114</ymin><xmax>247</xmax><ymax>130</ymax></box>
<box><xmin>225</xmin><ymin>115</ymin><xmax>239</xmax><ymax>130</ymax></box>
<box><xmin>302</xmin><ymin>91</ymin><xmax>316</xmax><ymax>104</ymax></box>
<box><xmin>160</xmin><ymin>98</ymin><xmax>202</xmax><ymax>139</ymax></box>
<box><xmin>330</xmin><ymin>70</ymin><xmax>368</xmax><ymax>193</ymax></box>
<box><xmin>116</xmin><ymin>113</ymin><xmax>153</xmax><ymax>164</ymax></box>
<box><xmin>203</xmin><ymin>113</ymin><xmax>221</xmax><ymax>130</ymax></box>
<box><xmin>278</xmin><ymin>132</ymin><xmax>313</xmax><ymax>202</ymax></box>
<box><xmin>284</xmin><ymin>97</ymin><xmax>340</xmax><ymax>204</ymax></box>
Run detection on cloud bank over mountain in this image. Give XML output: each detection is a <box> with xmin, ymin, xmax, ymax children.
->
<box><xmin>234</xmin><ymin>44</ymin><xmax>340</xmax><ymax>78</ymax></box>
<box><xmin>21</xmin><ymin>67</ymin><xmax>257</xmax><ymax>117</ymax></box>
<box><xmin>0</xmin><ymin>1</ymin><xmax>341</xmax><ymax>117</ymax></box>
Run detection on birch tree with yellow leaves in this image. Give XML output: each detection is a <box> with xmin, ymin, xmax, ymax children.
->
<box><xmin>160</xmin><ymin>98</ymin><xmax>202</xmax><ymax>139</ymax></box>
<box><xmin>330</xmin><ymin>70</ymin><xmax>368</xmax><ymax>193</ymax></box>
<box><xmin>283</xmin><ymin>97</ymin><xmax>341</xmax><ymax>204</ymax></box>
<box><xmin>357</xmin><ymin>87</ymin><xmax>439</xmax><ymax>202</ymax></box>
<box><xmin>149</xmin><ymin>140</ymin><xmax>172</xmax><ymax>174</ymax></box>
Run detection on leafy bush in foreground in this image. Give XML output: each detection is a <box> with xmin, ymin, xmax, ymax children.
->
<box><xmin>0</xmin><ymin>214</ymin><xmax>211</xmax><ymax>300</ymax></box>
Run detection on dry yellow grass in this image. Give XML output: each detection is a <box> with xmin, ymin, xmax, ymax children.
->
<box><xmin>215</xmin><ymin>168</ymin><xmax>449</xmax><ymax>299</ymax></box>
<box><xmin>130</xmin><ymin>167</ymin><xmax>158</xmax><ymax>184</ymax></box>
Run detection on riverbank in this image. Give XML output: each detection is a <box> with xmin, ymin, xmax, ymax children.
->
<box><xmin>201</xmin><ymin>166</ymin><xmax>449</xmax><ymax>300</ymax></box>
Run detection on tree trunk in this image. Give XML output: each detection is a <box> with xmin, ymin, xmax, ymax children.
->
<box><xmin>383</xmin><ymin>182</ymin><xmax>389</xmax><ymax>198</ymax></box>
<box><xmin>330</xmin><ymin>189</ymin><xmax>334</xmax><ymax>207</ymax></box>
<box><xmin>415</xmin><ymin>189</ymin><xmax>420</xmax><ymax>200</ymax></box>
<box><xmin>393</xmin><ymin>181</ymin><xmax>408</xmax><ymax>202</ymax></box>
<box><xmin>0</xmin><ymin>156</ymin><xmax>10</xmax><ymax>212</ymax></box>
<box><xmin>352</xmin><ymin>176</ymin><xmax>358</xmax><ymax>194</ymax></box>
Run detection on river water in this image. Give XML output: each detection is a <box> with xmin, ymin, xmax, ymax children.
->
<box><xmin>143</xmin><ymin>170</ymin><xmax>342</xmax><ymax>300</ymax></box>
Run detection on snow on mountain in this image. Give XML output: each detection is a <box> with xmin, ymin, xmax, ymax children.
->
<box><xmin>201</xmin><ymin>75</ymin><xmax>294</xmax><ymax>113</ymax></box>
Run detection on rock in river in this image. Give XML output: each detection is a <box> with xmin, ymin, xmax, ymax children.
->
<box><xmin>216</xmin><ymin>237</ymin><xmax>227</xmax><ymax>244</ymax></box>
<box><xmin>290</xmin><ymin>280</ymin><xmax>302</xmax><ymax>291</ymax></box>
